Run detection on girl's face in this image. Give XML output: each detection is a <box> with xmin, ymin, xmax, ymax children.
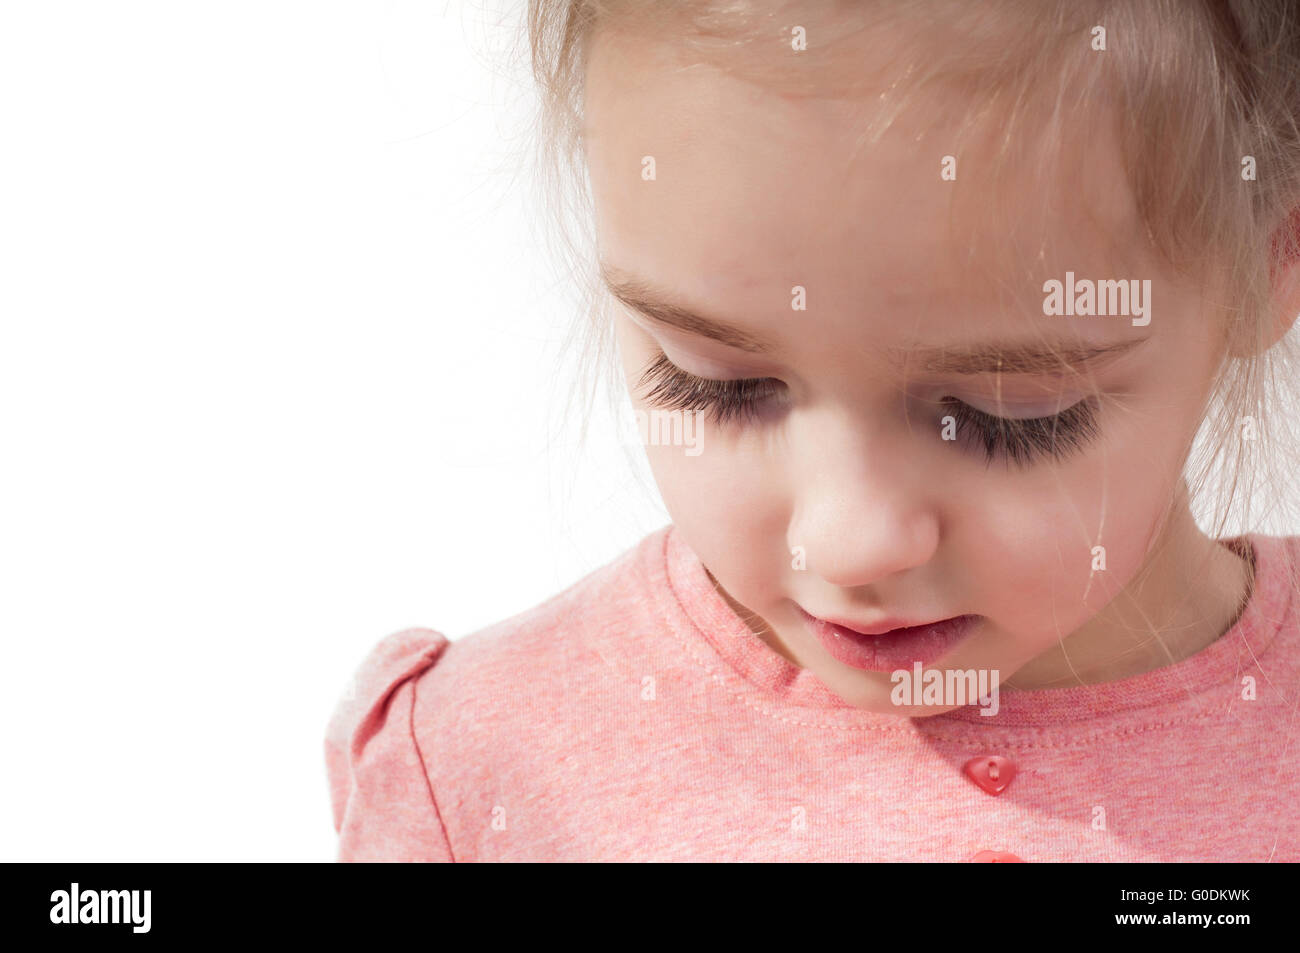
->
<box><xmin>583</xmin><ymin>28</ymin><xmax>1251</xmax><ymax>715</ymax></box>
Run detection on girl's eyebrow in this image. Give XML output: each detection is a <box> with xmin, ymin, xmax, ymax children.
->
<box><xmin>600</xmin><ymin>263</ymin><xmax>776</xmax><ymax>353</ymax></box>
<box><xmin>600</xmin><ymin>262</ymin><xmax>1150</xmax><ymax>373</ymax></box>
<box><xmin>893</xmin><ymin>338</ymin><xmax>1150</xmax><ymax>375</ymax></box>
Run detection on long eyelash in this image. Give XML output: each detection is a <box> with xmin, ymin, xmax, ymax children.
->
<box><xmin>636</xmin><ymin>352</ymin><xmax>781</xmax><ymax>426</ymax></box>
<box><xmin>942</xmin><ymin>395</ymin><xmax>1100</xmax><ymax>466</ymax></box>
<box><xmin>634</xmin><ymin>351</ymin><xmax>1101</xmax><ymax>465</ymax></box>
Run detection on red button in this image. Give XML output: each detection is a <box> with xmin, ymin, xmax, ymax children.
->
<box><xmin>970</xmin><ymin>850</ymin><xmax>1026</xmax><ymax>862</ymax></box>
<box><xmin>963</xmin><ymin>755</ymin><xmax>1016</xmax><ymax>796</ymax></box>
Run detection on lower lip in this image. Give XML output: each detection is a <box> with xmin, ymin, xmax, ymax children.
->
<box><xmin>799</xmin><ymin>609</ymin><xmax>980</xmax><ymax>672</ymax></box>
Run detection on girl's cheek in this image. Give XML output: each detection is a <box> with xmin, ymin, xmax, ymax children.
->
<box><xmin>963</xmin><ymin>461</ymin><xmax>1166</xmax><ymax>630</ymax></box>
<box><xmin>647</xmin><ymin>438</ymin><xmax>750</xmax><ymax>507</ymax></box>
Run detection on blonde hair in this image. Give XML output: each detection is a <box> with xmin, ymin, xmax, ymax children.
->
<box><xmin>522</xmin><ymin>0</ymin><xmax>1300</xmax><ymax>571</ymax></box>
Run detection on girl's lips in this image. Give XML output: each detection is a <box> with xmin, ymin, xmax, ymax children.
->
<box><xmin>796</xmin><ymin>606</ymin><xmax>980</xmax><ymax>672</ymax></box>
<box><xmin>815</xmin><ymin>614</ymin><xmax>943</xmax><ymax>637</ymax></box>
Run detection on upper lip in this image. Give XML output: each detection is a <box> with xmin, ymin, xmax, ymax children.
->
<box><xmin>799</xmin><ymin>606</ymin><xmax>964</xmax><ymax>637</ymax></box>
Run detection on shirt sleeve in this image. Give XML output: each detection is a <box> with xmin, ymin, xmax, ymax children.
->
<box><xmin>324</xmin><ymin>627</ymin><xmax>454</xmax><ymax>862</ymax></box>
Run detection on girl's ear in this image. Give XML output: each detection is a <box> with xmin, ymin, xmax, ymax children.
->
<box><xmin>1266</xmin><ymin>205</ymin><xmax>1300</xmax><ymax>344</ymax></box>
<box><xmin>1230</xmin><ymin>206</ymin><xmax>1300</xmax><ymax>358</ymax></box>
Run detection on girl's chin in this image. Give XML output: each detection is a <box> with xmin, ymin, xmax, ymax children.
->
<box><xmin>813</xmin><ymin>663</ymin><xmax>1003</xmax><ymax>717</ymax></box>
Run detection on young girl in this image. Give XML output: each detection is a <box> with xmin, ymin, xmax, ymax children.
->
<box><xmin>325</xmin><ymin>0</ymin><xmax>1300</xmax><ymax>861</ymax></box>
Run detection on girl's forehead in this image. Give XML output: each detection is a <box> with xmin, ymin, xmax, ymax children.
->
<box><xmin>585</xmin><ymin>33</ymin><xmax>1150</xmax><ymax>306</ymax></box>
<box><xmin>580</xmin><ymin>23</ymin><xmax>1208</xmax><ymax>367</ymax></box>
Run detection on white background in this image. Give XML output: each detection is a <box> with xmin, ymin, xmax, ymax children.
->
<box><xmin>4</xmin><ymin>2</ymin><xmax>1297</xmax><ymax>863</ymax></box>
<box><xmin>0</xmin><ymin>0</ymin><xmax>667</xmax><ymax>861</ymax></box>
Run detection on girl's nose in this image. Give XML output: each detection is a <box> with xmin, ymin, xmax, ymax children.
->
<box><xmin>786</xmin><ymin>421</ymin><xmax>940</xmax><ymax>588</ymax></box>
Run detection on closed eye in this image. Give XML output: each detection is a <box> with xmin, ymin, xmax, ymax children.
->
<box><xmin>635</xmin><ymin>350</ymin><xmax>1102</xmax><ymax>464</ymax></box>
<box><xmin>938</xmin><ymin>395</ymin><xmax>1101</xmax><ymax>466</ymax></box>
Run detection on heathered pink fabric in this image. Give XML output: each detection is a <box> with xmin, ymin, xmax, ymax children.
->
<box><xmin>325</xmin><ymin>523</ymin><xmax>1300</xmax><ymax>861</ymax></box>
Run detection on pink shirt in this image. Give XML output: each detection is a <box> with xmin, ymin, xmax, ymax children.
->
<box><xmin>324</xmin><ymin>523</ymin><xmax>1300</xmax><ymax>861</ymax></box>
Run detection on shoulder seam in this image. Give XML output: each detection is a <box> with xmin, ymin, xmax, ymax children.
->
<box><xmin>408</xmin><ymin>655</ymin><xmax>457</xmax><ymax>863</ymax></box>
